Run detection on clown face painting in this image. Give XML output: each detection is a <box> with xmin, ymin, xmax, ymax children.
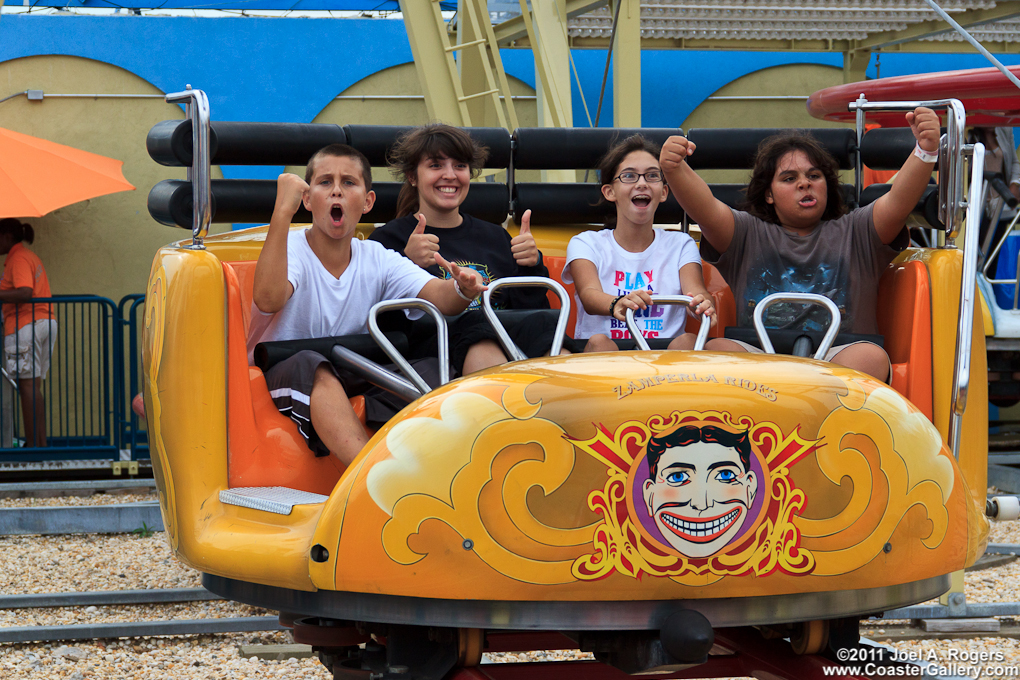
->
<box><xmin>642</xmin><ymin>425</ymin><xmax>759</xmax><ymax>558</ymax></box>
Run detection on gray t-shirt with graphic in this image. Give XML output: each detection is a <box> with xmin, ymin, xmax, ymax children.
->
<box><xmin>702</xmin><ymin>204</ymin><xmax>905</xmax><ymax>335</ymax></box>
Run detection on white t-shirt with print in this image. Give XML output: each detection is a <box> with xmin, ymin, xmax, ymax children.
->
<box><xmin>563</xmin><ymin>228</ymin><xmax>701</xmax><ymax>340</ymax></box>
<box><xmin>246</xmin><ymin>230</ymin><xmax>435</xmax><ymax>363</ymax></box>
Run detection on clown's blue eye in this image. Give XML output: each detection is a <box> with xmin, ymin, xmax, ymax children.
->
<box><xmin>665</xmin><ymin>470</ymin><xmax>690</xmax><ymax>485</ymax></box>
<box><xmin>715</xmin><ymin>469</ymin><xmax>738</xmax><ymax>483</ymax></box>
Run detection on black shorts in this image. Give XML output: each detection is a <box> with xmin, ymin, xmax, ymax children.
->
<box><xmin>263</xmin><ymin>349</ymin><xmax>441</xmax><ymax>457</ymax></box>
<box><xmin>448</xmin><ymin>311</ymin><xmax>562</xmax><ymax>374</ymax></box>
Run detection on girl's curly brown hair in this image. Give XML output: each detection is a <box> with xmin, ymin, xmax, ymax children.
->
<box><xmin>741</xmin><ymin>132</ymin><xmax>845</xmax><ymax>225</ymax></box>
<box><xmin>387</xmin><ymin>123</ymin><xmax>489</xmax><ymax>218</ymax></box>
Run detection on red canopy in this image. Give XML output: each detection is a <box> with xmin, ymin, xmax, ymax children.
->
<box><xmin>807</xmin><ymin>65</ymin><xmax>1020</xmax><ymax>127</ymax></box>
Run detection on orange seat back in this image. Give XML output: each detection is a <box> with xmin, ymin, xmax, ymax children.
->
<box><xmin>223</xmin><ymin>261</ymin><xmax>349</xmax><ymax>493</ymax></box>
<box><xmin>877</xmin><ymin>259</ymin><xmax>933</xmax><ymax>421</ymax></box>
<box><xmin>543</xmin><ymin>256</ymin><xmax>578</xmax><ymax>335</ymax></box>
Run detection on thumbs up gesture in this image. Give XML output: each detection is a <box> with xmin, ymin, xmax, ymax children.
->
<box><xmin>404</xmin><ymin>213</ymin><xmax>441</xmax><ymax>268</ymax></box>
<box><xmin>510</xmin><ymin>209</ymin><xmax>539</xmax><ymax>267</ymax></box>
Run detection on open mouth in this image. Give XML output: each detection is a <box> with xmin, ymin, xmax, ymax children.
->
<box><xmin>799</xmin><ymin>196</ymin><xmax>817</xmax><ymax>208</ymax></box>
<box><xmin>438</xmin><ymin>186</ymin><xmax>459</xmax><ymax>195</ymax></box>
<box><xmin>656</xmin><ymin>507</ymin><xmax>741</xmax><ymax>543</ymax></box>
<box><xmin>633</xmin><ymin>195</ymin><xmax>652</xmax><ymax>207</ymax></box>
<box><xmin>330</xmin><ymin>205</ymin><xmax>344</xmax><ymax>226</ymax></box>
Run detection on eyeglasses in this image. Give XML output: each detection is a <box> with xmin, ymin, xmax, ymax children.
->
<box><xmin>612</xmin><ymin>170</ymin><xmax>663</xmax><ymax>184</ymax></box>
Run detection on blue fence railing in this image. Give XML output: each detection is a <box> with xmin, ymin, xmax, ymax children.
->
<box><xmin>0</xmin><ymin>294</ymin><xmax>148</xmax><ymax>464</ymax></box>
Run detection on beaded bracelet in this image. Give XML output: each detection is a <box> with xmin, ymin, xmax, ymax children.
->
<box><xmin>609</xmin><ymin>294</ymin><xmax>626</xmax><ymax>317</ymax></box>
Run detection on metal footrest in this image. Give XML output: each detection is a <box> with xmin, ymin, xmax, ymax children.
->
<box><xmin>219</xmin><ymin>487</ymin><xmax>328</xmax><ymax>515</ymax></box>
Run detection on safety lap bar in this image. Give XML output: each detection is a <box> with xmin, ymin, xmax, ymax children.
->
<box><xmin>947</xmin><ymin>141</ymin><xmax>986</xmax><ymax>460</ymax></box>
<box><xmin>481</xmin><ymin>278</ymin><xmax>571</xmax><ymax>363</ymax></box>
<box><xmin>849</xmin><ymin>97</ymin><xmax>966</xmax><ymax>240</ymax></box>
<box><xmin>624</xmin><ymin>296</ymin><xmax>711</xmax><ymax>351</ymax></box>
<box><xmin>163</xmin><ymin>87</ymin><xmax>211</xmax><ymax>249</ymax></box>
<box><xmin>751</xmin><ymin>293</ymin><xmax>841</xmax><ymax>361</ymax></box>
<box><xmin>368</xmin><ymin>299</ymin><xmax>450</xmax><ymax>394</ymax></box>
<box><xmin>329</xmin><ymin>344</ymin><xmax>422</xmax><ymax>404</ymax></box>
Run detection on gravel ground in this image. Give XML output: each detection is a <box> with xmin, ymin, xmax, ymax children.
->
<box><xmin>2</xmin><ymin>492</ymin><xmax>1020</xmax><ymax>679</ymax></box>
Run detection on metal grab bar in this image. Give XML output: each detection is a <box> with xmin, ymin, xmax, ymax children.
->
<box><xmin>948</xmin><ymin>142</ymin><xmax>986</xmax><ymax>460</ymax></box>
<box><xmin>850</xmin><ymin>97</ymin><xmax>966</xmax><ymax>242</ymax></box>
<box><xmin>368</xmin><ymin>299</ymin><xmax>450</xmax><ymax>394</ymax></box>
<box><xmin>623</xmin><ymin>296</ymin><xmax>711</xmax><ymax>351</ymax></box>
<box><xmin>164</xmin><ymin>87</ymin><xmax>211</xmax><ymax>249</ymax></box>
<box><xmin>750</xmin><ymin>293</ymin><xmax>842</xmax><ymax>361</ymax></box>
<box><xmin>481</xmin><ymin>277</ymin><xmax>571</xmax><ymax>362</ymax></box>
<box><xmin>329</xmin><ymin>345</ymin><xmax>422</xmax><ymax>404</ymax></box>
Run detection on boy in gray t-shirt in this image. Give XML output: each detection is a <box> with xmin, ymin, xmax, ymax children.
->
<box><xmin>659</xmin><ymin>107</ymin><xmax>941</xmax><ymax>381</ymax></box>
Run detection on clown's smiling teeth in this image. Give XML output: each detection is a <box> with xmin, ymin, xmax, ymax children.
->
<box><xmin>658</xmin><ymin>507</ymin><xmax>740</xmax><ymax>543</ymax></box>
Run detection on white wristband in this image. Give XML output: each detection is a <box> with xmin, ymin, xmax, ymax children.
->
<box><xmin>913</xmin><ymin>143</ymin><xmax>938</xmax><ymax>164</ymax></box>
<box><xmin>453</xmin><ymin>279</ymin><xmax>474</xmax><ymax>302</ymax></box>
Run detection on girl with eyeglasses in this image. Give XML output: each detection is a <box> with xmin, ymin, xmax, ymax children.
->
<box><xmin>563</xmin><ymin>135</ymin><xmax>716</xmax><ymax>352</ymax></box>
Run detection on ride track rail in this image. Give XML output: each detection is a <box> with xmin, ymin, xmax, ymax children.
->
<box><xmin>0</xmin><ymin>587</ymin><xmax>283</xmax><ymax>644</ymax></box>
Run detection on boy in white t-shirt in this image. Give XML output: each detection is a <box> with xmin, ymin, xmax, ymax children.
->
<box><xmin>564</xmin><ymin>136</ymin><xmax>715</xmax><ymax>351</ymax></box>
<box><xmin>249</xmin><ymin>144</ymin><xmax>486</xmax><ymax>465</ymax></box>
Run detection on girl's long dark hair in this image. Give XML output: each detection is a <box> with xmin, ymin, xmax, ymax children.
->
<box><xmin>741</xmin><ymin>132</ymin><xmax>845</xmax><ymax>225</ymax></box>
<box><xmin>595</xmin><ymin>135</ymin><xmax>663</xmax><ymax>228</ymax></box>
<box><xmin>387</xmin><ymin>124</ymin><xmax>488</xmax><ymax>218</ymax></box>
<box><xmin>0</xmin><ymin>218</ymin><xmax>34</xmax><ymax>245</ymax></box>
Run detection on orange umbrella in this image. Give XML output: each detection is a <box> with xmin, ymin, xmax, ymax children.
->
<box><xmin>0</xmin><ymin>127</ymin><xmax>135</xmax><ymax>218</ymax></box>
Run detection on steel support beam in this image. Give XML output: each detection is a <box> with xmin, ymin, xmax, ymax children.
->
<box><xmin>528</xmin><ymin>0</ymin><xmax>572</xmax><ymax>131</ymax></box>
<box><xmin>612</xmin><ymin>0</ymin><xmax>641</xmax><ymax>127</ymax></box>
<box><xmin>458</xmin><ymin>0</ymin><xmax>519</xmax><ymax>129</ymax></box>
<box><xmin>493</xmin><ymin>0</ymin><xmax>607</xmax><ymax>45</ymax></box>
<box><xmin>843</xmin><ymin>48</ymin><xmax>870</xmax><ymax>85</ymax></box>
<box><xmin>558</xmin><ymin>36</ymin><xmax>1020</xmax><ymax>54</ymax></box>
<box><xmin>862</xmin><ymin>2</ymin><xmax>1020</xmax><ymax>51</ymax></box>
<box><xmin>399</xmin><ymin>0</ymin><xmax>470</xmax><ymax>125</ymax></box>
<box><xmin>524</xmin><ymin>0</ymin><xmax>574</xmax><ymax>182</ymax></box>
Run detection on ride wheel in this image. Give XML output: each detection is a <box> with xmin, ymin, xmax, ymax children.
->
<box><xmin>790</xmin><ymin>619</ymin><xmax>829</xmax><ymax>655</ymax></box>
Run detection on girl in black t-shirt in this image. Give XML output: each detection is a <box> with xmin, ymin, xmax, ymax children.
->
<box><xmin>369</xmin><ymin>124</ymin><xmax>565</xmax><ymax>374</ymax></box>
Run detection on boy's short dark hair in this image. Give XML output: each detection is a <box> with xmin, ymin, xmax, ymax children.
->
<box><xmin>645</xmin><ymin>425</ymin><xmax>753</xmax><ymax>477</ymax></box>
<box><xmin>595</xmin><ymin>134</ymin><xmax>663</xmax><ymax>228</ymax></box>
<box><xmin>741</xmin><ymin>132</ymin><xmax>845</xmax><ymax>225</ymax></box>
<box><xmin>305</xmin><ymin>144</ymin><xmax>373</xmax><ymax>190</ymax></box>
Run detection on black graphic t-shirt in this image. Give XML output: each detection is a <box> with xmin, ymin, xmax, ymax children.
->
<box><xmin>701</xmin><ymin>204</ymin><xmax>906</xmax><ymax>334</ymax></box>
<box><xmin>369</xmin><ymin>213</ymin><xmax>550</xmax><ymax>310</ymax></box>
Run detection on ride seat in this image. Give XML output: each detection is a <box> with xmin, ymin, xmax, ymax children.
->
<box><xmin>222</xmin><ymin>261</ymin><xmax>351</xmax><ymax>495</ymax></box>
